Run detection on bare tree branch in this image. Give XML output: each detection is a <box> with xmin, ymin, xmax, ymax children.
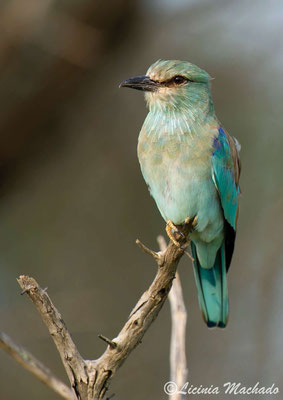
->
<box><xmin>0</xmin><ymin>332</ymin><xmax>75</xmax><ymax>400</ymax></box>
<box><xmin>17</xmin><ymin>275</ymin><xmax>89</xmax><ymax>399</ymax></box>
<box><xmin>158</xmin><ymin>235</ymin><xmax>189</xmax><ymax>400</ymax></box>
<box><xmin>168</xmin><ymin>273</ymin><xmax>188</xmax><ymax>400</ymax></box>
<box><xmin>91</xmin><ymin>238</ymin><xmax>185</xmax><ymax>399</ymax></box>
<box><xmin>2</xmin><ymin>222</ymin><xmax>193</xmax><ymax>399</ymax></box>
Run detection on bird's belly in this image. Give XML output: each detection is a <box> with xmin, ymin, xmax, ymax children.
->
<box><xmin>138</xmin><ymin>140</ymin><xmax>224</xmax><ymax>242</ymax></box>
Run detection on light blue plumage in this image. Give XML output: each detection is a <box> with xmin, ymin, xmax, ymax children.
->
<box><xmin>120</xmin><ymin>60</ymin><xmax>241</xmax><ymax>327</ymax></box>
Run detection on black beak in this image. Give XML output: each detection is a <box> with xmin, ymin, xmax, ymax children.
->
<box><xmin>119</xmin><ymin>75</ymin><xmax>158</xmax><ymax>92</ymax></box>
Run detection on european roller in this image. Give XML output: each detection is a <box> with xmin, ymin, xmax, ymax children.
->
<box><xmin>120</xmin><ymin>60</ymin><xmax>241</xmax><ymax>328</ymax></box>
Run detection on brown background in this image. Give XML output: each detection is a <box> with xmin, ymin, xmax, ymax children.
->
<box><xmin>0</xmin><ymin>1</ymin><xmax>282</xmax><ymax>399</ymax></box>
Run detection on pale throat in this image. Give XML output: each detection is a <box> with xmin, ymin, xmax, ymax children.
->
<box><xmin>143</xmin><ymin>90</ymin><xmax>216</xmax><ymax>138</ymax></box>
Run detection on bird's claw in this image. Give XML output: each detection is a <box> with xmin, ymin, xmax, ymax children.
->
<box><xmin>166</xmin><ymin>217</ymin><xmax>197</xmax><ymax>248</ymax></box>
<box><xmin>185</xmin><ymin>216</ymin><xmax>198</xmax><ymax>228</ymax></box>
<box><xmin>166</xmin><ymin>220</ymin><xmax>186</xmax><ymax>248</ymax></box>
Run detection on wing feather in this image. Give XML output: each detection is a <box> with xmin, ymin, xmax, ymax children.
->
<box><xmin>212</xmin><ymin>127</ymin><xmax>241</xmax><ymax>230</ymax></box>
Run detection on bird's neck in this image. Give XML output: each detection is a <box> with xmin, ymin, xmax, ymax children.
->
<box><xmin>143</xmin><ymin>91</ymin><xmax>217</xmax><ymax>139</ymax></box>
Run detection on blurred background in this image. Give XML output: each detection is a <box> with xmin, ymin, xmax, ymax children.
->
<box><xmin>0</xmin><ymin>0</ymin><xmax>282</xmax><ymax>399</ymax></box>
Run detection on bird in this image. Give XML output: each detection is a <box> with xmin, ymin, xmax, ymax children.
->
<box><xmin>120</xmin><ymin>60</ymin><xmax>241</xmax><ymax>328</ymax></box>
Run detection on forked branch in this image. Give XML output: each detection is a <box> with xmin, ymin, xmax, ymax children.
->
<box><xmin>1</xmin><ymin>222</ymin><xmax>193</xmax><ymax>399</ymax></box>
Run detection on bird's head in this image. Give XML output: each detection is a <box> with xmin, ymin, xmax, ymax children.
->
<box><xmin>120</xmin><ymin>59</ymin><xmax>212</xmax><ymax>112</ymax></box>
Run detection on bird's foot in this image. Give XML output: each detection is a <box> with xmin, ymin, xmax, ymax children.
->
<box><xmin>166</xmin><ymin>220</ymin><xmax>186</xmax><ymax>248</ymax></box>
<box><xmin>166</xmin><ymin>217</ymin><xmax>197</xmax><ymax>249</ymax></box>
<box><xmin>184</xmin><ymin>216</ymin><xmax>198</xmax><ymax>228</ymax></box>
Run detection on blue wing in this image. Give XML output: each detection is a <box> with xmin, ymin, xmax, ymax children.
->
<box><xmin>190</xmin><ymin>127</ymin><xmax>241</xmax><ymax>326</ymax></box>
<box><xmin>191</xmin><ymin>127</ymin><xmax>241</xmax><ymax>325</ymax></box>
<box><xmin>212</xmin><ymin>127</ymin><xmax>240</xmax><ymax>230</ymax></box>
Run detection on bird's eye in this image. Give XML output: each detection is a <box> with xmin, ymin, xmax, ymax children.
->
<box><xmin>173</xmin><ymin>75</ymin><xmax>187</xmax><ymax>84</ymax></box>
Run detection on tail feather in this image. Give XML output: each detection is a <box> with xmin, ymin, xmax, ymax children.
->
<box><xmin>191</xmin><ymin>242</ymin><xmax>228</xmax><ymax>328</ymax></box>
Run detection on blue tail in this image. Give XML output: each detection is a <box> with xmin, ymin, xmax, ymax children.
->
<box><xmin>191</xmin><ymin>242</ymin><xmax>228</xmax><ymax>328</ymax></box>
